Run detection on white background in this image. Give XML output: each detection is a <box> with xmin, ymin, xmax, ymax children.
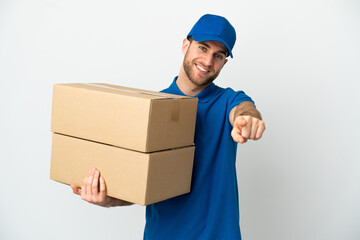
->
<box><xmin>1</xmin><ymin>0</ymin><xmax>359</xmax><ymax>239</ymax></box>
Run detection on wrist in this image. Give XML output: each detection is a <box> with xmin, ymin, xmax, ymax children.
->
<box><xmin>234</xmin><ymin>102</ymin><xmax>262</xmax><ymax>122</ymax></box>
<box><xmin>236</xmin><ymin>111</ymin><xmax>262</xmax><ymax>121</ymax></box>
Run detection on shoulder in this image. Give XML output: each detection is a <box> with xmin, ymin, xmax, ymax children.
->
<box><xmin>212</xmin><ymin>85</ymin><xmax>248</xmax><ymax>100</ymax></box>
<box><xmin>160</xmin><ymin>87</ymin><xmax>171</xmax><ymax>94</ymax></box>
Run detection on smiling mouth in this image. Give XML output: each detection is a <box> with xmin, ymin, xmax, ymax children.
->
<box><xmin>195</xmin><ymin>64</ymin><xmax>209</xmax><ymax>73</ymax></box>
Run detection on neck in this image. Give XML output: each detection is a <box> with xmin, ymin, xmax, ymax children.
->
<box><xmin>176</xmin><ymin>66</ymin><xmax>209</xmax><ymax>96</ymax></box>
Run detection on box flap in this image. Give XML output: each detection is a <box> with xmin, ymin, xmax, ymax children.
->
<box><xmin>55</xmin><ymin>83</ymin><xmax>191</xmax><ymax>100</ymax></box>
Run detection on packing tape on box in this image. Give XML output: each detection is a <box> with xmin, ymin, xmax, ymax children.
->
<box><xmin>83</xmin><ymin>83</ymin><xmax>181</xmax><ymax>122</ymax></box>
<box><xmin>171</xmin><ymin>100</ymin><xmax>180</xmax><ymax>122</ymax></box>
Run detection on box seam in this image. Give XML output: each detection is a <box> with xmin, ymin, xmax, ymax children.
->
<box><xmin>145</xmin><ymin>100</ymin><xmax>153</xmax><ymax>152</ymax></box>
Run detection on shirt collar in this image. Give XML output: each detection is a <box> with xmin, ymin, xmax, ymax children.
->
<box><xmin>169</xmin><ymin>76</ymin><xmax>215</xmax><ymax>103</ymax></box>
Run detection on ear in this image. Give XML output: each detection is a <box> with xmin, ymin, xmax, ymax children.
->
<box><xmin>182</xmin><ymin>38</ymin><xmax>190</xmax><ymax>54</ymax></box>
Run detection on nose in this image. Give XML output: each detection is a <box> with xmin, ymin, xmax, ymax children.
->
<box><xmin>203</xmin><ymin>53</ymin><xmax>214</xmax><ymax>67</ymax></box>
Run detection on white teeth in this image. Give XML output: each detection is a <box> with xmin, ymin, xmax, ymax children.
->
<box><xmin>197</xmin><ymin>64</ymin><xmax>207</xmax><ymax>72</ymax></box>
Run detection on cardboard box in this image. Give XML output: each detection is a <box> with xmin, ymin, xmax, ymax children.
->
<box><xmin>51</xmin><ymin>83</ymin><xmax>198</xmax><ymax>152</ymax></box>
<box><xmin>50</xmin><ymin>133</ymin><xmax>195</xmax><ymax>205</ymax></box>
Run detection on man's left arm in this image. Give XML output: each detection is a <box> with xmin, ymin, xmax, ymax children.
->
<box><xmin>229</xmin><ymin>101</ymin><xmax>266</xmax><ymax>144</ymax></box>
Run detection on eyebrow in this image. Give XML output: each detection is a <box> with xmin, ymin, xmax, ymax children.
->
<box><xmin>199</xmin><ymin>41</ymin><xmax>228</xmax><ymax>56</ymax></box>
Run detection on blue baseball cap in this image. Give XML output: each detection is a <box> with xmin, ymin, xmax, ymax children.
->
<box><xmin>187</xmin><ymin>14</ymin><xmax>236</xmax><ymax>58</ymax></box>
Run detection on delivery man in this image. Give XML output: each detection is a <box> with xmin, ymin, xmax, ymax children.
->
<box><xmin>71</xmin><ymin>14</ymin><xmax>266</xmax><ymax>240</ymax></box>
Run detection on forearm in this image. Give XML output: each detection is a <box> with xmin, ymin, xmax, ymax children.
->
<box><xmin>233</xmin><ymin>101</ymin><xmax>262</xmax><ymax>122</ymax></box>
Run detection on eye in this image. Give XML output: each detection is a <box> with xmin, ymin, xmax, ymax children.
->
<box><xmin>199</xmin><ymin>46</ymin><xmax>206</xmax><ymax>51</ymax></box>
<box><xmin>215</xmin><ymin>54</ymin><xmax>224</xmax><ymax>60</ymax></box>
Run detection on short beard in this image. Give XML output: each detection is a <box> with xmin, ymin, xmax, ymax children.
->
<box><xmin>183</xmin><ymin>50</ymin><xmax>220</xmax><ymax>87</ymax></box>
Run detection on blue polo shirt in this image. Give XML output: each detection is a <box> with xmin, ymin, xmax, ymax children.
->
<box><xmin>144</xmin><ymin>77</ymin><xmax>254</xmax><ymax>240</ymax></box>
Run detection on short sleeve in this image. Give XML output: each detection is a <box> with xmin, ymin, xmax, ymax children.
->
<box><xmin>226</xmin><ymin>88</ymin><xmax>254</xmax><ymax>125</ymax></box>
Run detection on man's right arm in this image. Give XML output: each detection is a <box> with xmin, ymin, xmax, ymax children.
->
<box><xmin>71</xmin><ymin>168</ymin><xmax>133</xmax><ymax>207</ymax></box>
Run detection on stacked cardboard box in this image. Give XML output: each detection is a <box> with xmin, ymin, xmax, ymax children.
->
<box><xmin>50</xmin><ymin>83</ymin><xmax>198</xmax><ymax>205</ymax></box>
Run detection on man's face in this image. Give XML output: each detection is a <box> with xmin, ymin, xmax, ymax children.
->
<box><xmin>182</xmin><ymin>39</ymin><xmax>228</xmax><ymax>87</ymax></box>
